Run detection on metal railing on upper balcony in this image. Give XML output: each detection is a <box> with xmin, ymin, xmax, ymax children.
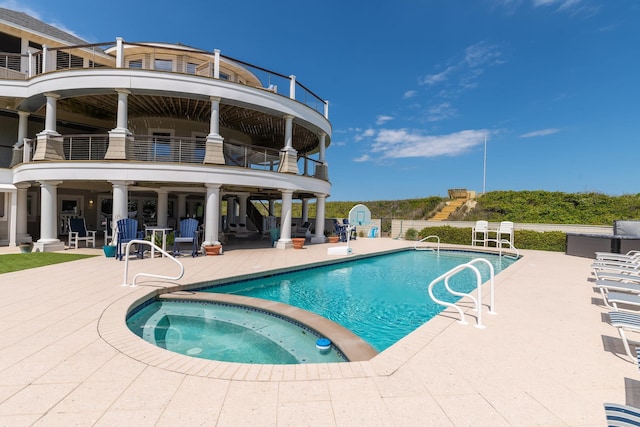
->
<box><xmin>23</xmin><ymin>135</ymin><xmax>323</xmax><ymax>178</ymax></box>
<box><xmin>8</xmin><ymin>40</ymin><xmax>328</xmax><ymax>117</ymax></box>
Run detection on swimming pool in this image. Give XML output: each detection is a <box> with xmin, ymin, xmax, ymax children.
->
<box><xmin>127</xmin><ymin>299</ymin><xmax>348</xmax><ymax>364</ymax></box>
<box><xmin>204</xmin><ymin>250</ymin><xmax>516</xmax><ymax>351</ymax></box>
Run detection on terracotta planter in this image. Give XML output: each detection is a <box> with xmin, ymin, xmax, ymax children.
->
<box><xmin>204</xmin><ymin>245</ymin><xmax>222</xmax><ymax>255</ymax></box>
<box><xmin>328</xmin><ymin>236</ymin><xmax>340</xmax><ymax>243</ymax></box>
<box><xmin>292</xmin><ymin>238</ymin><xmax>305</xmax><ymax>249</ymax></box>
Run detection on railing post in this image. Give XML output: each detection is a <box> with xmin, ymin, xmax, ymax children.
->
<box><xmin>116</xmin><ymin>37</ymin><xmax>124</xmax><ymax>68</ymax></box>
<box><xmin>324</xmin><ymin>100</ymin><xmax>329</xmax><ymax>120</ymax></box>
<box><xmin>214</xmin><ymin>49</ymin><xmax>220</xmax><ymax>79</ymax></box>
<box><xmin>27</xmin><ymin>50</ymin><xmax>33</xmax><ymax>77</ymax></box>
<box><xmin>42</xmin><ymin>45</ymin><xmax>47</xmax><ymax>73</ymax></box>
<box><xmin>289</xmin><ymin>75</ymin><xmax>296</xmax><ymax>100</ymax></box>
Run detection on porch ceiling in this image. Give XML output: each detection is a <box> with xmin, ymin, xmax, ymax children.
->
<box><xmin>57</xmin><ymin>94</ymin><xmax>319</xmax><ymax>154</ymax></box>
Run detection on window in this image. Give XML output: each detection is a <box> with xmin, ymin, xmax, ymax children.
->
<box><xmin>219</xmin><ymin>72</ymin><xmax>229</xmax><ymax>81</ymax></box>
<box><xmin>128</xmin><ymin>59</ymin><xmax>143</xmax><ymax>69</ymax></box>
<box><xmin>186</xmin><ymin>62</ymin><xmax>197</xmax><ymax>74</ymax></box>
<box><xmin>154</xmin><ymin>59</ymin><xmax>173</xmax><ymax>72</ymax></box>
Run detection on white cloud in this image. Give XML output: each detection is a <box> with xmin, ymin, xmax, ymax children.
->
<box><xmin>520</xmin><ymin>128</ymin><xmax>560</xmax><ymax>138</ymax></box>
<box><xmin>354</xmin><ymin>154</ymin><xmax>371</xmax><ymax>162</ymax></box>
<box><xmin>426</xmin><ymin>102</ymin><xmax>457</xmax><ymax>122</ymax></box>
<box><xmin>403</xmin><ymin>90</ymin><xmax>417</xmax><ymax>99</ymax></box>
<box><xmin>376</xmin><ymin>115</ymin><xmax>393</xmax><ymax>125</ymax></box>
<box><xmin>420</xmin><ymin>66</ymin><xmax>455</xmax><ymax>86</ymax></box>
<box><xmin>369</xmin><ymin>129</ymin><xmax>489</xmax><ymax>159</ymax></box>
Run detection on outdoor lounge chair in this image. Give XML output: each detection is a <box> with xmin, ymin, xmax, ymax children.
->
<box><xmin>608</xmin><ymin>311</ymin><xmax>640</xmax><ymax>363</ymax></box>
<box><xmin>471</xmin><ymin>220</ymin><xmax>489</xmax><ymax>247</ymax></box>
<box><xmin>292</xmin><ymin>221</ymin><xmax>311</xmax><ymax>238</ymax></box>
<box><xmin>173</xmin><ymin>218</ymin><xmax>199</xmax><ymax>257</ymax></box>
<box><xmin>604</xmin><ymin>402</ymin><xmax>640</xmax><ymax>426</ymax></box>
<box><xmin>116</xmin><ymin>218</ymin><xmax>144</xmax><ymax>260</ymax></box>
<box><xmin>596</xmin><ymin>250</ymin><xmax>640</xmax><ymax>262</ymax></box>
<box><xmin>67</xmin><ymin>217</ymin><xmax>96</xmax><ymax>249</ymax></box>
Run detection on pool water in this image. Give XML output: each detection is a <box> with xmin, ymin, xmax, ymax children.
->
<box><xmin>127</xmin><ymin>300</ymin><xmax>347</xmax><ymax>364</ymax></box>
<box><xmin>206</xmin><ymin>250</ymin><xmax>516</xmax><ymax>351</ymax></box>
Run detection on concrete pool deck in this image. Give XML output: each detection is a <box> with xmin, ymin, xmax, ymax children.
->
<box><xmin>0</xmin><ymin>238</ymin><xmax>635</xmax><ymax>426</ymax></box>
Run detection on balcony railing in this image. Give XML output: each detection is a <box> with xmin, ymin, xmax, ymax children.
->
<box><xmin>23</xmin><ymin>135</ymin><xmax>323</xmax><ymax>178</ymax></box>
<box><xmin>17</xmin><ymin>40</ymin><xmax>328</xmax><ymax>116</ymax></box>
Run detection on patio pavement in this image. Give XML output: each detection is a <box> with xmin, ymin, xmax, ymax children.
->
<box><xmin>0</xmin><ymin>238</ymin><xmax>635</xmax><ymax>426</ymax></box>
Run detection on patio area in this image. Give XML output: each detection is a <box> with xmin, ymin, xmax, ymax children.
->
<box><xmin>0</xmin><ymin>238</ymin><xmax>634</xmax><ymax>426</ymax></box>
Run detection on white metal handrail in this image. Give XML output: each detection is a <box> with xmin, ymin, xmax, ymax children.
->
<box><xmin>414</xmin><ymin>235</ymin><xmax>440</xmax><ymax>253</ymax></box>
<box><xmin>498</xmin><ymin>239</ymin><xmax>520</xmax><ymax>259</ymax></box>
<box><xmin>122</xmin><ymin>239</ymin><xmax>184</xmax><ymax>287</ymax></box>
<box><xmin>427</xmin><ymin>257</ymin><xmax>496</xmax><ymax>328</ymax></box>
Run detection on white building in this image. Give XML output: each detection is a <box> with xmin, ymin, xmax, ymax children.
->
<box><xmin>0</xmin><ymin>8</ymin><xmax>331</xmax><ymax>251</ymax></box>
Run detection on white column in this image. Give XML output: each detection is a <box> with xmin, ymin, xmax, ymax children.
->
<box><xmin>17</xmin><ymin>111</ymin><xmax>29</xmax><ymax>143</ymax></box>
<box><xmin>177</xmin><ymin>194</ymin><xmax>187</xmax><ymax>219</ymax></box>
<box><xmin>319</xmin><ymin>132</ymin><xmax>326</xmax><ymax>163</ymax></box>
<box><xmin>204</xmin><ymin>184</ymin><xmax>221</xmax><ymax>245</ymax></box>
<box><xmin>156</xmin><ymin>189</ymin><xmax>168</xmax><ymax>227</ymax></box>
<box><xmin>311</xmin><ymin>194</ymin><xmax>327</xmax><ymax>244</ymax></box>
<box><xmin>42</xmin><ymin>45</ymin><xmax>48</xmax><ymax>73</ymax></box>
<box><xmin>115</xmin><ymin>89</ymin><xmax>130</xmax><ymax>132</ymax></box>
<box><xmin>209</xmin><ymin>96</ymin><xmax>220</xmax><ymax>136</ymax></box>
<box><xmin>226</xmin><ymin>196</ymin><xmax>235</xmax><ymax>225</ymax></box>
<box><xmin>16</xmin><ymin>183</ymin><xmax>31</xmax><ymax>244</ymax></box>
<box><xmin>110</xmin><ymin>181</ymin><xmax>130</xmax><ymax>238</ymax></box>
<box><xmin>237</xmin><ymin>193</ymin><xmax>248</xmax><ymax>226</ymax></box>
<box><xmin>301</xmin><ymin>199</ymin><xmax>309</xmax><ymax>223</ymax></box>
<box><xmin>275</xmin><ymin>189</ymin><xmax>293</xmax><ymax>249</ymax></box>
<box><xmin>34</xmin><ymin>181</ymin><xmax>64</xmax><ymax>252</ymax></box>
<box><xmin>43</xmin><ymin>93</ymin><xmax>60</xmax><ymax>135</ymax></box>
<box><xmin>8</xmin><ymin>189</ymin><xmax>16</xmax><ymax>247</ymax></box>
<box><xmin>284</xmin><ymin>115</ymin><xmax>293</xmax><ymax>149</ymax></box>
<box><xmin>213</xmin><ymin>49</ymin><xmax>220</xmax><ymax>79</ymax></box>
<box><xmin>289</xmin><ymin>74</ymin><xmax>296</xmax><ymax>100</ymax></box>
<box><xmin>116</xmin><ymin>37</ymin><xmax>124</xmax><ymax>68</ymax></box>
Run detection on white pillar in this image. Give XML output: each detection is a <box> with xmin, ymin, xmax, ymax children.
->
<box><xmin>319</xmin><ymin>132</ymin><xmax>326</xmax><ymax>163</ymax></box>
<box><xmin>110</xmin><ymin>181</ymin><xmax>130</xmax><ymax>238</ymax></box>
<box><xmin>301</xmin><ymin>199</ymin><xmax>309</xmax><ymax>223</ymax></box>
<box><xmin>115</xmin><ymin>89</ymin><xmax>130</xmax><ymax>132</ymax></box>
<box><xmin>42</xmin><ymin>45</ymin><xmax>48</xmax><ymax>73</ymax></box>
<box><xmin>116</xmin><ymin>37</ymin><xmax>124</xmax><ymax>68</ymax></box>
<box><xmin>209</xmin><ymin>96</ymin><xmax>220</xmax><ymax>136</ymax></box>
<box><xmin>34</xmin><ymin>180</ymin><xmax>64</xmax><ymax>252</ymax></box>
<box><xmin>156</xmin><ymin>189</ymin><xmax>168</xmax><ymax>227</ymax></box>
<box><xmin>16</xmin><ymin>183</ymin><xmax>31</xmax><ymax>244</ymax></box>
<box><xmin>275</xmin><ymin>189</ymin><xmax>293</xmax><ymax>249</ymax></box>
<box><xmin>17</xmin><ymin>111</ymin><xmax>29</xmax><ymax>143</ymax></box>
<box><xmin>284</xmin><ymin>115</ymin><xmax>293</xmax><ymax>149</ymax></box>
<box><xmin>213</xmin><ymin>49</ymin><xmax>220</xmax><ymax>79</ymax></box>
<box><xmin>289</xmin><ymin>74</ymin><xmax>296</xmax><ymax>100</ymax></box>
<box><xmin>177</xmin><ymin>194</ymin><xmax>187</xmax><ymax>219</ymax></box>
<box><xmin>8</xmin><ymin>189</ymin><xmax>16</xmax><ymax>247</ymax></box>
<box><xmin>311</xmin><ymin>194</ymin><xmax>327</xmax><ymax>244</ymax></box>
<box><xmin>43</xmin><ymin>93</ymin><xmax>60</xmax><ymax>135</ymax></box>
<box><xmin>237</xmin><ymin>193</ymin><xmax>248</xmax><ymax>226</ymax></box>
<box><xmin>204</xmin><ymin>184</ymin><xmax>221</xmax><ymax>245</ymax></box>
<box><xmin>226</xmin><ymin>196</ymin><xmax>235</xmax><ymax>225</ymax></box>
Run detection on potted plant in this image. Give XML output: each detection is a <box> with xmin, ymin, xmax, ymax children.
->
<box><xmin>325</xmin><ymin>231</ymin><xmax>340</xmax><ymax>243</ymax></box>
<box><xmin>203</xmin><ymin>241</ymin><xmax>223</xmax><ymax>256</ymax></box>
<box><xmin>291</xmin><ymin>237</ymin><xmax>305</xmax><ymax>249</ymax></box>
<box><xmin>19</xmin><ymin>241</ymin><xmax>33</xmax><ymax>253</ymax></box>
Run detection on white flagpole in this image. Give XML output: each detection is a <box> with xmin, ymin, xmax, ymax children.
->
<box><xmin>482</xmin><ymin>136</ymin><xmax>487</xmax><ymax>195</ymax></box>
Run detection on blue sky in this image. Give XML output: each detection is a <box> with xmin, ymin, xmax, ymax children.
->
<box><xmin>5</xmin><ymin>0</ymin><xmax>640</xmax><ymax>201</ymax></box>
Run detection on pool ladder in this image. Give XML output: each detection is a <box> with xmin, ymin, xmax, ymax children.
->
<box><xmin>427</xmin><ymin>258</ymin><xmax>496</xmax><ymax>328</ymax></box>
<box><xmin>414</xmin><ymin>235</ymin><xmax>440</xmax><ymax>253</ymax></box>
<box><xmin>122</xmin><ymin>239</ymin><xmax>184</xmax><ymax>287</ymax></box>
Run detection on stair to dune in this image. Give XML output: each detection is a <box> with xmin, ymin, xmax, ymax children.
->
<box><xmin>429</xmin><ymin>189</ymin><xmax>475</xmax><ymax>221</ymax></box>
<box><xmin>430</xmin><ymin>198</ymin><xmax>467</xmax><ymax>221</ymax></box>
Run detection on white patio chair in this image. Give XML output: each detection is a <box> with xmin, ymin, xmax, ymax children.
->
<box><xmin>496</xmin><ymin>221</ymin><xmax>514</xmax><ymax>247</ymax></box>
<box><xmin>68</xmin><ymin>217</ymin><xmax>96</xmax><ymax>249</ymax></box>
<box><xmin>471</xmin><ymin>220</ymin><xmax>489</xmax><ymax>247</ymax></box>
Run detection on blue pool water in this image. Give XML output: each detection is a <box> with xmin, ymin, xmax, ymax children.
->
<box><xmin>205</xmin><ymin>250</ymin><xmax>516</xmax><ymax>351</ymax></box>
<box><xmin>127</xmin><ymin>300</ymin><xmax>347</xmax><ymax>364</ymax></box>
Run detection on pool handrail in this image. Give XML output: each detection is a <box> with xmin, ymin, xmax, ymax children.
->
<box><xmin>427</xmin><ymin>257</ymin><xmax>496</xmax><ymax>328</ymax></box>
<box><xmin>122</xmin><ymin>239</ymin><xmax>184</xmax><ymax>287</ymax></box>
<box><xmin>414</xmin><ymin>235</ymin><xmax>440</xmax><ymax>253</ymax></box>
<box><xmin>498</xmin><ymin>239</ymin><xmax>520</xmax><ymax>259</ymax></box>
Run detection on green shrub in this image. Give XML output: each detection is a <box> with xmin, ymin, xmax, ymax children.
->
<box><xmin>404</xmin><ymin>228</ymin><xmax>419</xmax><ymax>241</ymax></box>
<box><xmin>417</xmin><ymin>226</ymin><xmax>566</xmax><ymax>252</ymax></box>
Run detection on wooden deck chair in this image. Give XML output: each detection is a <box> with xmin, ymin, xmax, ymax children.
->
<box><xmin>116</xmin><ymin>218</ymin><xmax>144</xmax><ymax>260</ymax></box>
<box><xmin>173</xmin><ymin>218</ymin><xmax>199</xmax><ymax>257</ymax></box>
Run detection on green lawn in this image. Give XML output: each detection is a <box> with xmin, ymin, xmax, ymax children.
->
<box><xmin>0</xmin><ymin>253</ymin><xmax>97</xmax><ymax>274</ymax></box>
